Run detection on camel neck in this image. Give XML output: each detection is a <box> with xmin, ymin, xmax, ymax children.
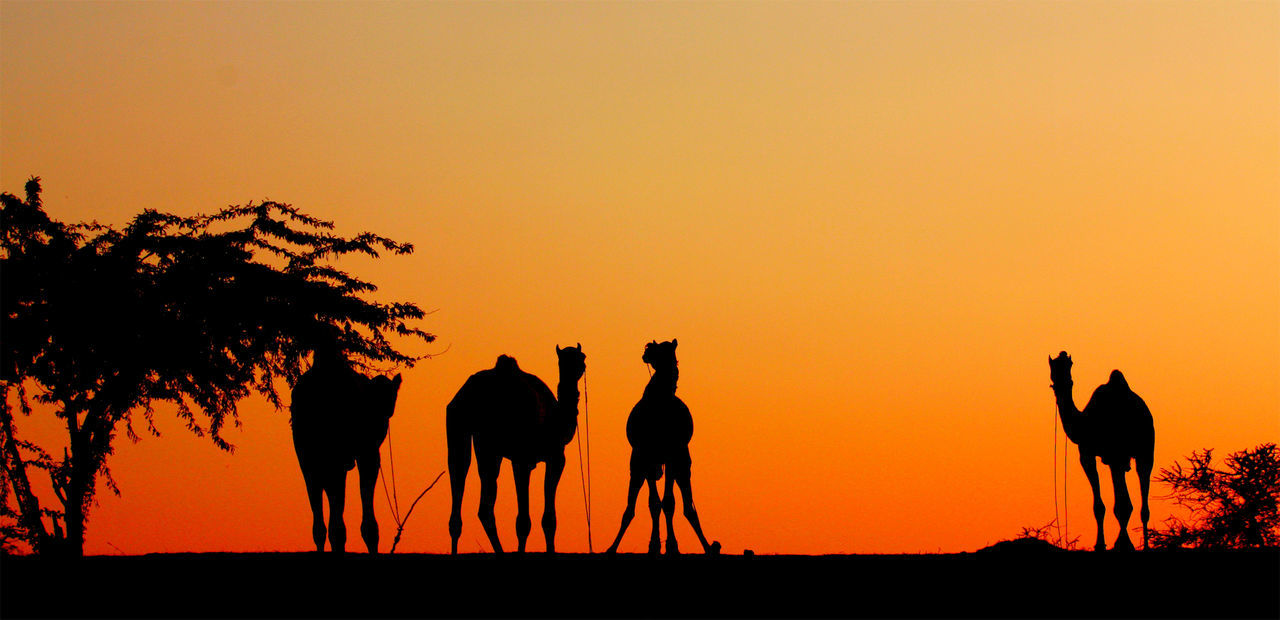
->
<box><xmin>557</xmin><ymin>378</ymin><xmax>580</xmax><ymax>412</ymax></box>
<box><xmin>1052</xmin><ymin>380</ymin><xmax>1082</xmax><ymax>441</ymax></box>
<box><xmin>644</xmin><ymin>365</ymin><xmax>678</xmax><ymax>398</ymax></box>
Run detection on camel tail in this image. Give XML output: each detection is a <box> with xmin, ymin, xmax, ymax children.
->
<box><xmin>445</xmin><ymin>388</ymin><xmax>474</xmax><ymax>552</ymax></box>
<box><xmin>445</xmin><ymin>397</ymin><xmax>474</xmax><ymax>491</ymax></box>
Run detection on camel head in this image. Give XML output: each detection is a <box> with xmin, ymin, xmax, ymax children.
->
<box><xmin>310</xmin><ymin>337</ymin><xmax>350</xmax><ymax>370</ymax></box>
<box><xmin>1049</xmin><ymin>351</ymin><xmax>1073</xmax><ymax>390</ymax></box>
<box><xmin>555</xmin><ymin>343</ymin><xmax>586</xmax><ymax>382</ymax></box>
<box><xmin>642</xmin><ymin>339</ymin><xmax>678</xmax><ymax>370</ymax></box>
<box><xmin>306</xmin><ymin>324</ymin><xmax>353</xmax><ymax>369</ymax></box>
<box><xmin>368</xmin><ymin>373</ymin><xmax>403</xmax><ymax>420</ymax></box>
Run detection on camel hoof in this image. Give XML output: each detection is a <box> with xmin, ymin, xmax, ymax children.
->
<box><xmin>648</xmin><ymin>541</ymin><xmax>661</xmax><ymax>555</ymax></box>
<box><xmin>707</xmin><ymin>541</ymin><xmax>721</xmax><ymax>556</ymax></box>
<box><xmin>665</xmin><ymin>542</ymin><xmax>681</xmax><ymax>556</ymax></box>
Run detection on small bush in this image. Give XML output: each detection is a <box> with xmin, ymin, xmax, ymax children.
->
<box><xmin>1150</xmin><ymin>443</ymin><xmax>1280</xmax><ymax>549</ymax></box>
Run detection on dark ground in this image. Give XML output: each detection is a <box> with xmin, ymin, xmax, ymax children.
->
<box><xmin>2</xmin><ymin>548</ymin><xmax>1277</xmax><ymax>619</ymax></box>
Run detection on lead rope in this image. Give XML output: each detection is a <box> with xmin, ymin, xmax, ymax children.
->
<box><xmin>380</xmin><ymin>421</ymin><xmax>446</xmax><ymax>553</ymax></box>
<box><xmin>575</xmin><ymin>369</ymin><xmax>593</xmax><ymax>552</ymax></box>
<box><xmin>1053</xmin><ymin>401</ymin><xmax>1061</xmax><ymax>544</ymax></box>
<box><xmin>381</xmin><ymin>426</ymin><xmax>401</xmax><ymax>525</ymax></box>
<box><xmin>1052</xmin><ymin>399</ymin><xmax>1069</xmax><ymax>548</ymax></box>
<box><xmin>388</xmin><ymin>425</ymin><xmax>401</xmax><ymax>520</ymax></box>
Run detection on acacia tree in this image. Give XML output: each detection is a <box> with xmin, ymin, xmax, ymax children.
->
<box><xmin>1150</xmin><ymin>443</ymin><xmax>1280</xmax><ymax>549</ymax></box>
<box><xmin>0</xmin><ymin>177</ymin><xmax>433</xmax><ymax>556</ymax></box>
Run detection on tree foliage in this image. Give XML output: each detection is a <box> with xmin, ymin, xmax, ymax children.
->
<box><xmin>1</xmin><ymin>177</ymin><xmax>433</xmax><ymax>555</ymax></box>
<box><xmin>1150</xmin><ymin>443</ymin><xmax>1280</xmax><ymax>549</ymax></box>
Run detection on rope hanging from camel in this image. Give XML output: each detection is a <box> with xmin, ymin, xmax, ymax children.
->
<box><xmin>389</xmin><ymin>470</ymin><xmax>445</xmax><ymax>554</ymax></box>
<box><xmin>1053</xmin><ymin>402</ymin><xmax>1061</xmax><ymax>543</ymax></box>
<box><xmin>378</xmin><ymin>423</ymin><xmax>446</xmax><ymax>553</ymax></box>
<box><xmin>575</xmin><ymin>368</ymin><xmax>593</xmax><ymax>552</ymax></box>
<box><xmin>1052</xmin><ymin>401</ymin><xmax>1069</xmax><ymax>546</ymax></box>
<box><xmin>388</xmin><ymin>425</ymin><xmax>401</xmax><ymax>520</ymax></box>
<box><xmin>381</xmin><ymin>428</ymin><xmax>401</xmax><ymax>525</ymax></box>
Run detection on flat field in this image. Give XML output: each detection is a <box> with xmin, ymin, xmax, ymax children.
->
<box><xmin>2</xmin><ymin>549</ymin><xmax>1276</xmax><ymax>618</ymax></box>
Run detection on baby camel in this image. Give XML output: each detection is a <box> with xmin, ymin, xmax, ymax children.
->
<box><xmin>607</xmin><ymin>339</ymin><xmax>719</xmax><ymax>555</ymax></box>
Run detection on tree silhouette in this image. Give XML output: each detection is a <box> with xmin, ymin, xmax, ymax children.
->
<box><xmin>1149</xmin><ymin>443</ymin><xmax>1280</xmax><ymax>549</ymax></box>
<box><xmin>0</xmin><ymin>177</ymin><xmax>433</xmax><ymax>556</ymax></box>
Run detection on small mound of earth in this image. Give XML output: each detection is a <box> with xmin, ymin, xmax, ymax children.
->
<box><xmin>977</xmin><ymin>537</ymin><xmax>1068</xmax><ymax>553</ymax></box>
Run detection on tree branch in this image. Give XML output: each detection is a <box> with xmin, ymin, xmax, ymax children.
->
<box><xmin>0</xmin><ymin>387</ymin><xmax>51</xmax><ymax>551</ymax></box>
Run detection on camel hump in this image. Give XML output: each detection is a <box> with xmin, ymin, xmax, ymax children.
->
<box><xmin>1108</xmin><ymin>370</ymin><xmax>1129</xmax><ymax>390</ymax></box>
<box><xmin>495</xmin><ymin>355</ymin><xmax>520</xmax><ymax>373</ymax></box>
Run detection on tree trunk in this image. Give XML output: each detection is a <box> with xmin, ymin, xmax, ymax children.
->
<box><xmin>61</xmin><ymin>418</ymin><xmax>90</xmax><ymax>558</ymax></box>
<box><xmin>63</xmin><ymin>469</ymin><xmax>86</xmax><ymax>557</ymax></box>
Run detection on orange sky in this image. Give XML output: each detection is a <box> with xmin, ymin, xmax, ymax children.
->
<box><xmin>2</xmin><ymin>1</ymin><xmax>1277</xmax><ymax>555</ymax></box>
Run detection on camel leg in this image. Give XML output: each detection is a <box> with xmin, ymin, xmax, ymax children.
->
<box><xmin>304</xmin><ymin>473</ymin><xmax>326</xmax><ymax>552</ymax></box>
<box><xmin>357</xmin><ymin>452</ymin><xmax>381</xmax><ymax>554</ymax></box>
<box><xmin>325</xmin><ymin>471</ymin><xmax>348</xmax><ymax>554</ymax></box>
<box><xmin>1109</xmin><ymin>465</ymin><xmax>1135</xmax><ymax>551</ymax></box>
<box><xmin>663</xmin><ymin>474</ymin><xmax>679</xmax><ymax>555</ymax></box>
<box><xmin>542</xmin><ymin>455</ymin><xmax>565</xmax><ymax>553</ymax></box>
<box><xmin>646</xmin><ymin>478</ymin><xmax>662</xmax><ymax>555</ymax></box>
<box><xmin>447</xmin><ymin>430</ymin><xmax>471</xmax><ymax>555</ymax></box>
<box><xmin>605</xmin><ymin>474</ymin><xmax>644</xmax><ymax>554</ymax></box>
<box><xmin>1079</xmin><ymin>451</ymin><xmax>1106</xmax><ymax>552</ymax></box>
<box><xmin>1137</xmin><ymin>455</ymin><xmax>1153</xmax><ymax>550</ymax></box>
<box><xmin>675</xmin><ymin>475</ymin><xmax>720</xmax><ymax>554</ymax></box>
<box><xmin>475</xmin><ymin>445</ymin><xmax>504</xmax><ymax>554</ymax></box>
<box><xmin>513</xmin><ymin>462</ymin><xmax>533</xmax><ymax>553</ymax></box>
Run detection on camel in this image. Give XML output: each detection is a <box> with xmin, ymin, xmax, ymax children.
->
<box><xmin>291</xmin><ymin>346</ymin><xmax>403</xmax><ymax>553</ymax></box>
<box><xmin>446</xmin><ymin>344</ymin><xmax>587</xmax><ymax>554</ymax></box>
<box><xmin>1048</xmin><ymin>351</ymin><xmax>1155</xmax><ymax>551</ymax></box>
<box><xmin>606</xmin><ymin>339</ymin><xmax>719</xmax><ymax>555</ymax></box>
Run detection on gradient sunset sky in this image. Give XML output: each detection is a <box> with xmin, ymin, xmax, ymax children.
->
<box><xmin>2</xmin><ymin>1</ymin><xmax>1276</xmax><ymax>555</ymax></box>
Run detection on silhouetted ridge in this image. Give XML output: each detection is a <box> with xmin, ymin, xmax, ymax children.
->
<box><xmin>978</xmin><ymin>538</ymin><xmax>1068</xmax><ymax>553</ymax></box>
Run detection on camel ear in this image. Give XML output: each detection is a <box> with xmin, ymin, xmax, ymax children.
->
<box><xmin>556</xmin><ymin>344</ymin><xmax>562</xmax><ymax>353</ymax></box>
<box><xmin>576</xmin><ymin>342</ymin><xmax>582</xmax><ymax>350</ymax></box>
<box><xmin>392</xmin><ymin>373</ymin><xmax>402</xmax><ymax>387</ymax></box>
<box><xmin>672</xmin><ymin>338</ymin><xmax>678</xmax><ymax>348</ymax></box>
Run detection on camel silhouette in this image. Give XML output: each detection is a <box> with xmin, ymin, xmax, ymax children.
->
<box><xmin>606</xmin><ymin>339</ymin><xmax>720</xmax><ymax>555</ymax></box>
<box><xmin>446</xmin><ymin>344</ymin><xmax>587</xmax><ymax>554</ymax></box>
<box><xmin>1049</xmin><ymin>351</ymin><xmax>1155</xmax><ymax>551</ymax></box>
<box><xmin>291</xmin><ymin>346</ymin><xmax>403</xmax><ymax>553</ymax></box>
